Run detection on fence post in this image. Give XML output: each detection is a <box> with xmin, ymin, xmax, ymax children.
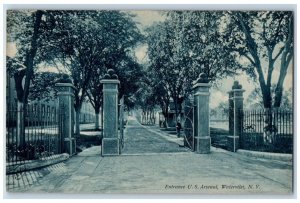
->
<box><xmin>227</xmin><ymin>81</ymin><xmax>245</xmax><ymax>152</ymax></box>
<box><xmin>101</xmin><ymin>69</ymin><xmax>120</xmax><ymax>156</ymax></box>
<box><xmin>193</xmin><ymin>73</ymin><xmax>211</xmax><ymax>154</ymax></box>
<box><xmin>55</xmin><ymin>76</ymin><xmax>76</xmax><ymax>155</ymax></box>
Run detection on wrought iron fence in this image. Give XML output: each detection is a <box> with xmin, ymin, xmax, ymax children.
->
<box><xmin>241</xmin><ymin>108</ymin><xmax>293</xmax><ymax>153</ymax></box>
<box><xmin>6</xmin><ymin>103</ymin><xmax>62</xmax><ymax>174</ymax></box>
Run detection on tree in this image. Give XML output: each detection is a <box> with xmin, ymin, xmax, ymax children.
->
<box><xmin>28</xmin><ymin>72</ymin><xmax>62</xmax><ymax>102</ymax></box>
<box><xmin>55</xmin><ymin>11</ymin><xmax>105</xmax><ymax>135</ymax></box>
<box><xmin>6</xmin><ymin>10</ymin><xmax>61</xmax><ymax>145</ymax></box>
<box><xmin>168</xmin><ymin>11</ymin><xmax>239</xmax><ymax>82</ymax></box>
<box><xmin>136</xmin><ymin>67</ymin><xmax>171</xmax><ymax>125</ymax></box>
<box><xmin>225</xmin><ymin>11</ymin><xmax>293</xmax><ymax>108</ymax></box>
<box><xmin>133</xmin><ymin>71</ymin><xmax>162</xmax><ymax>125</ymax></box>
<box><xmin>146</xmin><ymin>21</ymin><xmax>186</xmax><ymax>121</ymax></box>
<box><xmin>116</xmin><ymin>56</ymin><xmax>144</xmax><ymax>105</ymax></box>
<box><xmin>85</xmin><ymin>12</ymin><xmax>143</xmax><ymax>130</ymax></box>
<box><xmin>86</xmin><ymin>66</ymin><xmax>105</xmax><ymax>130</ymax></box>
<box><xmin>146</xmin><ymin>11</ymin><xmax>239</xmax><ymax>121</ymax></box>
<box><xmin>246</xmin><ymin>85</ymin><xmax>293</xmax><ymax>110</ymax></box>
<box><xmin>50</xmin><ymin>11</ymin><xmax>143</xmax><ymax>134</ymax></box>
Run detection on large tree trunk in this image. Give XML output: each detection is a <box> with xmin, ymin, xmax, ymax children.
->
<box><xmin>16</xmin><ymin>101</ymin><xmax>25</xmax><ymax>146</ymax></box>
<box><xmin>274</xmin><ymin>50</ymin><xmax>293</xmax><ymax>107</ymax></box>
<box><xmin>236</xmin><ymin>13</ymin><xmax>273</xmax><ymax>109</ymax></box>
<box><xmin>274</xmin><ymin>13</ymin><xmax>294</xmax><ymax>108</ymax></box>
<box><xmin>95</xmin><ymin>108</ymin><xmax>100</xmax><ymax>130</ymax></box>
<box><xmin>261</xmin><ymin>84</ymin><xmax>272</xmax><ymax>109</ymax></box>
<box><xmin>163</xmin><ymin>105</ymin><xmax>169</xmax><ymax>128</ymax></box>
<box><xmin>12</xmin><ymin>11</ymin><xmax>43</xmax><ymax>147</ymax></box>
<box><xmin>174</xmin><ymin>97</ymin><xmax>179</xmax><ymax>121</ymax></box>
<box><xmin>14</xmin><ymin>69</ymin><xmax>26</xmax><ymax>146</ymax></box>
<box><xmin>22</xmin><ymin>10</ymin><xmax>43</xmax><ymax>106</ymax></box>
<box><xmin>274</xmin><ymin>85</ymin><xmax>284</xmax><ymax>108</ymax></box>
<box><xmin>101</xmin><ymin>106</ymin><xmax>103</xmax><ymax>130</ymax></box>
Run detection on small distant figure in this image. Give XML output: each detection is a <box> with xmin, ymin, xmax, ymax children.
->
<box><xmin>176</xmin><ymin>121</ymin><xmax>182</xmax><ymax>138</ymax></box>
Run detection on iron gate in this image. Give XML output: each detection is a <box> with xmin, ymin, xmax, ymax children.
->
<box><xmin>183</xmin><ymin>98</ymin><xmax>194</xmax><ymax>151</ymax></box>
<box><xmin>119</xmin><ymin>96</ymin><xmax>124</xmax><ymax>153</ymax></box>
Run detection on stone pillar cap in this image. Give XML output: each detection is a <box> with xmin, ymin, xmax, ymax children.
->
<box><xmin>193</xmin><ymin>83</ymin><xmax>211</xmax><ymax>89</ymax></box>
<box><xmin>101</xmin><ymin>79</ymin><xmax>120</xmax><ymax>84</ymax></box>
<box><xmin>192</xmin><ymin>72</ymin><xmax>211</xmax><ymax>89</ymax></box>
<box><xmin>232</xmin><ymin>81</ymin><xmax>243</xmax><ymax>90</ymax></box>
<box><xmin>195</xmin><ymin>73</ymin><xmax>209</xmax><ymax>83</ymax></box>
<box><xmin>103</xmin><ymin>69</ymin><xmax>119</xmax><ymax>79</ymax></box>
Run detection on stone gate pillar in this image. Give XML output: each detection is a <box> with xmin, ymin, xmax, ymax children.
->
<box><xmin>55</xmin><ymin>75</ymin><xmax>76</xmax><ymax>155</ymax></box>
<box><xmin>227</xmin><ymin>81</ymin><xmax>245</xmax><ymax>152</ymax></box>
<box><xmin>101</xmin><ymin>69</ymin><xmax>120</xmax><ymax>156</ymax></box>
<box><xmin>228</xmin><ymin>91</ymin><xmax>234</xmax><ymax>135</ymax></box>
<box><xmin>193</xmin><ymin>73</ymin><xmax>211</xmax><ymax>154</ymax></box>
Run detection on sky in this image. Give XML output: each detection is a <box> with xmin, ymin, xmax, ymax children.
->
<box><xmin>6</xmin><ymin>10</ymin><xmax>294</xmax><ymax>109</ymax></box>
<box><xmin>130</xmin><ymin>11</ymin><xmax>165</xmax><ymax>64</ymax></box>
<box><xmin>130</xmin><ymin>11</ymin><xmax>165</xmax><ymax>29</ymax></box>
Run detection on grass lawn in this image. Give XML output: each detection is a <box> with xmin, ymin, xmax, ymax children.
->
<box><xmin>210</xmin><ymin>127</ymin><xmax>230</xmax><ymax>150</ymax></box>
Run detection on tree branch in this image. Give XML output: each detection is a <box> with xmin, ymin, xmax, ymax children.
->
<box><xmin>243</xmin><ymin>54</ymin><xmax>256</xmax><ymax>66</ymax></box>
<box><xmin>273</xmin><ymin>45</ymin><xmax>285</xmax><ymax>62</ymax></box>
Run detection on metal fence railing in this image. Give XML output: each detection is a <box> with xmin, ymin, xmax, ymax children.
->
<box><xmin>6</xmin><ymin>103</ymin><xmax>62</xmax><ymax>173</ymax></box>
<box><xmin>241</xmin><ymin>108</ymin><xmax>293</xmax><ymax>153</ymax></box>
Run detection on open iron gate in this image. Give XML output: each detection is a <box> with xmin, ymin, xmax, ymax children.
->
<box><xmin>183</xmin><ymin>98</ymin><xmax>194</xmax><ymax>151</ymax></box>
<box><xmin>119</xmin><ymin>96</ymin><xmax>124</xmax><ymax>153</ymax></box>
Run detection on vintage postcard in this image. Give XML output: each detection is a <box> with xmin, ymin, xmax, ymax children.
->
<box><xmin>4</xmin><ymin>7</ymin><xmax>294</xmax><ymax>197</ymax></box>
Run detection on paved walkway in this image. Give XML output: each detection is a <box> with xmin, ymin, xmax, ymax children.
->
<box><xmin>6</xmin><ymin>116</ymin><xmax>293</xmax><ymax>195</ymax></box>
<box><xmin>122</xmin><ymin>117</ymin><xmax>188</xmax><ymax>154</ymax></box>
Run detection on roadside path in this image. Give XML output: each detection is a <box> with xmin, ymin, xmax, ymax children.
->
<box><xmin>122</xmin><ymin>117</ymin><xmax>188</xmax><ymax>154</ymax></box>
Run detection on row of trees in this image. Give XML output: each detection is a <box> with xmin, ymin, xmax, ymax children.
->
<box><xmin>6</xmin><ymin>10</ymin><xmax>294</xmax><ymax>137</ymax></box>
<box><xmin>6</xmin><ymin>10</ymin><xmax>144</xmax><ymax>141</ymax></box>
<box><xmin>138</xmin><ymin>11</ymin><xmax>293</xmax><ymax>122</ymax></box>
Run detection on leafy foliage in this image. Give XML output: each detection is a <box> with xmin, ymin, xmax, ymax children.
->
<box><xmin>44</xmin><ymin>11</ymin><xmax>144</xmax><ymax>133</ymax></box>
<box><xmin>7</xmin><ymin>10</ymin><xmax>144</xmax><ymax>133</ymax></box>
<box><xmin>146</xmin><ymin>11</ymin><xmax>239</xmax><ymax>118</ymax></box>
<box><xmin>28</xmin><ymin>72</ymin><xmax>62</xmax><ymax>101</ymax></box>
<box><xmin>224</xmin><ymin>11</ymin><xmax>293</xmax><ymax>108</ymax></box>
<box><xmin>246</xmin><ymin>85</ymin><xmax>293</xmax><ymax>110</ymax></box>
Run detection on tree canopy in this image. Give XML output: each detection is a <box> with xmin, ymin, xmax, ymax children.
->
<box><xmin>143</xmin><ymin>10</ymin><xmax>293</xmax><ymax>118</ymax></box>
<box><xmin>7</xmin><ymin>10</ymin><xmax>144</xmax><ymax>133</ymax></box>
<box><xmin>224</xmin><ymin>11</ymin><xmax>293</xmax><ymax>108</ymax></box>
<box><xmin>145</xmin><ymin>11</ymin><xmax>240</xmax><ymax>118</ymax></box>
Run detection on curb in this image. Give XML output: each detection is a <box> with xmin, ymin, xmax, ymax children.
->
<box><xmin>6</xmin><ymin>153</ymin><xmax>69</xmax><ymax>174</ymax></box>
<box><xmin>237</xmin><ymin>149</ymin><xmax>292</xmax><ymax>162</ymax></box>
